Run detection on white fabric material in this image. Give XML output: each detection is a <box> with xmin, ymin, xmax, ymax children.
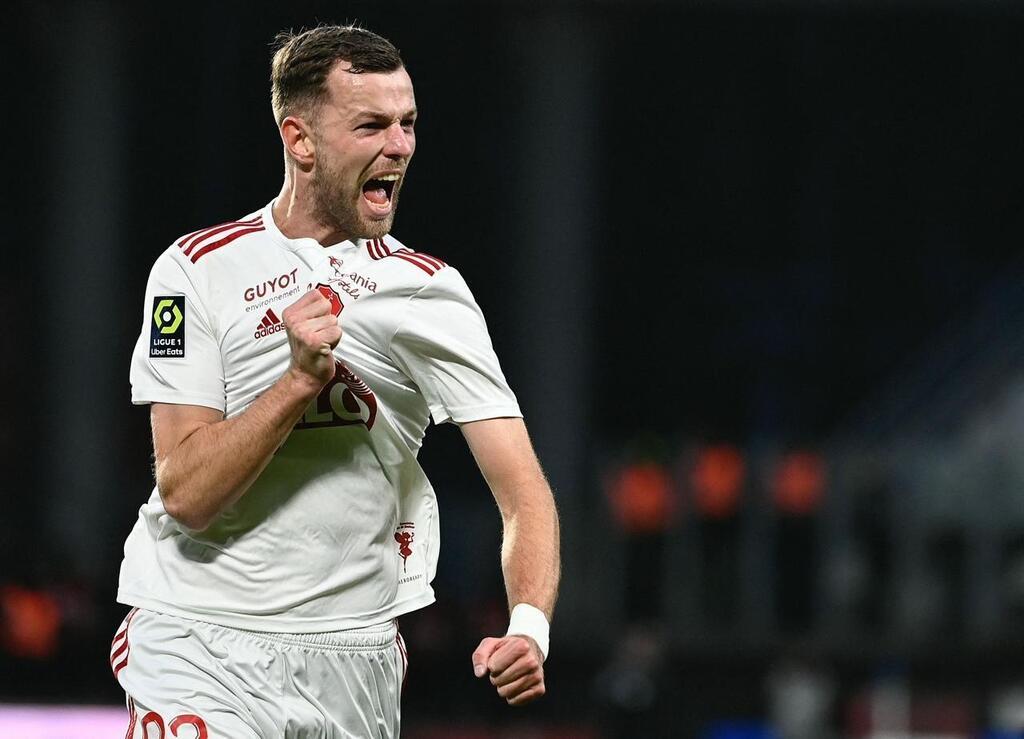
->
<box><xmin>114</xmin><ymin>609</ymin><xmax>404</xmax><ymax>738</ymax></box>
<box><xmin>505</xmin><ymin>603</ymin><xmax>550</xmax><ymax>661</ymax></box>
<box><xmin>120</xmin><ymin>200</ymin><xmax>521</xmax><ymax>632</ymax></box>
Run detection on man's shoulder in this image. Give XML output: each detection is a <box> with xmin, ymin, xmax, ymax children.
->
<box><xmin>161</xmin><ymin>209</ymin><xmax>269</xmax><ymax>271</ymax></box>
<box><xmin>361</xmin><ymin>235</ymin><xmax>451</xmax><ymax>284</ymax></box>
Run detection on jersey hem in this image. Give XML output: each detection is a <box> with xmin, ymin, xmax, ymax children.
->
<box><xmin>433</xmin><ymin>402</ymin><xmax>524</xmax><ymax>426</ymax></box>
<box><xmin>116</xmin><ymin>589</ymin><xmax>437</xmax><ymax>633</ymax></box>
<box><xmin>131</xmin><ymin>392</ymin><xmax>225</xmax><ymax>412</ymax></box>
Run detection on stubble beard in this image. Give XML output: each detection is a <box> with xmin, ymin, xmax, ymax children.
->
<box><xmin>310</xmin><ymin>153</ymin><xmax>398</xmax><ymax>242</ymax></box>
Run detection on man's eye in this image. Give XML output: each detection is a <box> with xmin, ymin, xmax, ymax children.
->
<box><xmin>402</xmin><ymin>120</ymin><xmax>416</xmax><ymax>130</ymax></box>
<box><xmin>357</xmin><ymin>123</ymin><xmax>384</xmax><ymax>130</ymax></box>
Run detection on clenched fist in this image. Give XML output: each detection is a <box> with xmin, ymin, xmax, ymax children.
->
<box><xmin>472</xmin><ymin>635</ymin><xmax>546</xmax><ymax>706</ymax></box>
<box><xmin>282</xmin><ymin>290</ymin><xmax>343</xmax><ymax>387</ymax></box>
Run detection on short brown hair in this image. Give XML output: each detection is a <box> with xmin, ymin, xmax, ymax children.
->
<box><xmin>271</xmin><ymin>24</ymin><xmax>404</xmax><ymax>124</ymax></box>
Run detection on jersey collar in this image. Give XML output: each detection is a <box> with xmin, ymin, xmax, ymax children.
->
<box><xmin>262</xmin><ymin>200</ymin><xmax>360</xmax><ymax>258</ymax></box>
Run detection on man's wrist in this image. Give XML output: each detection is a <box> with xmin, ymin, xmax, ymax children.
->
<box><xmin>283</xmin><ymin>365</ymin><xmax>326</xmax><ymax>400</ymax></box>
<box><xmin>505</xmin><ymin>603</ymin><xmax>550</xmax><ymax>661</ymax></box>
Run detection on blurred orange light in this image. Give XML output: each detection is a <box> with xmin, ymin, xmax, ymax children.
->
<box><xmin>1</xmin><ymin>585</ymin><xmax>61</xmax><ymax>660</ymax></box>
<box><xmin>690</xmin><ymin>444</ymin><xmax>745</xmax><ymax>518</ymax></box>
<box><xmin>607</xmin><ymin>462</ymin><xmax>676</xmax><ymax>534</ymax></box>
<box><xmin>771</xmin><ymin>451</ymin><xmax>826</xmax><ymax>515</ymax></box>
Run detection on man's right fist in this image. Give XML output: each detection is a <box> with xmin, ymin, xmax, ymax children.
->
<box><xmin>282</xmin><ymin>289</ymin><xmax>343</xmax><ymax>386</ymax></box>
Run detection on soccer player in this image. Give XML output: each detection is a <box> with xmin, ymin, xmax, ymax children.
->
<box><xmin>111</xmin><ymin>24</ymin><xmax>560</xmax><ymax>737</ymax></box>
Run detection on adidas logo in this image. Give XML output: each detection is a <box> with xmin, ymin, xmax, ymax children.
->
<box><xmin>253</xmin><ymin>308</ymin><xmax>285</xmax><ymax>340</ymax></box>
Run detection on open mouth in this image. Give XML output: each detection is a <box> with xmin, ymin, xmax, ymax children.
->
<box><xmin>361</xmin><ymin>174</ymin><xmax>400</xmax><ymax>211</ymax></box>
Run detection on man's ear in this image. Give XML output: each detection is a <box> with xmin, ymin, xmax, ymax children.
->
<box><xmin>280</xmin><ymin>115</ymin><xmax>316</xmax><ymax>168</ymax></box>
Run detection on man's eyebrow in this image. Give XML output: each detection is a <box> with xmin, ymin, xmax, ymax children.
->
<box><xmin>351</xmin><ymin>108</ymin><xmax>418</xmax><ymax>122</ymax></box>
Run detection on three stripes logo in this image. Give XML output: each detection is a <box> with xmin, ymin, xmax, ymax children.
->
<box><xmin>109</xmin><ymin>607</ymin><xmax>138</xmax><ymax>680</ymax></box>
<box><xmin>253</xmin><ymin>308</ymin><xmax>285</xmax><ymax>340</ymax></box>
<box><xmin>177</xmin><ymin>215</ymin><xmax>265</xmax><ymax>264</ymax></box>
<box><xmin>366</xmin><ymin>238</ymin><xmax>446</xmax><ymax>276</ymax></box>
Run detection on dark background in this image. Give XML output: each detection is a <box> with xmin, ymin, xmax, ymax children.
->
<box><xmin>5</xmin><ymin>1</ymin><xmax>1024</xmax><ymax>737</ymax></box>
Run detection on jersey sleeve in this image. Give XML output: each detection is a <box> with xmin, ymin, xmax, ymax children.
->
<box><xmin>388</xmin><ymin>267</ymin><xmax>522</xmax><ymax>425</ymax></box>
<box><xmin>129</xmin><ymin>251</ymin><xmax>225</xmax><ymax>412</ymax></box>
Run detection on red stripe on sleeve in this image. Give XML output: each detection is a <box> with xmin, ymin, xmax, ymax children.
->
<box><xmin>411</xmin><ymin>252</ymin><xmax>445</xmax><ymax>270</ymax></box>
<box><xmin>190</xmin><ymin>225</ymin><xmax>265</xmax><ymax>263</ymax></box>
<box><xmin>367</xmin><ymin>238</ymin><xmax>391</xmax><ymax>259</ymax></box>
<box><xmin>178</xmin><ymin>216</ymin><xmax>262</xmax><ymax>254</ymax></box>
<box><xmin>400</xmin><ymin>251</ymin><xmax>444</xmax><ymax>273</ymax></box>
<box><xmin>389</xmin><ymin>252</ymin><xmax>436</xmax><ymax>275</ymax></box>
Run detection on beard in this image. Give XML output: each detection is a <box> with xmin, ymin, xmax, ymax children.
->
<box><xmin>310</xmin><ymin>151</ymin><xmax>400</xmax><ymax>242</ymax></box>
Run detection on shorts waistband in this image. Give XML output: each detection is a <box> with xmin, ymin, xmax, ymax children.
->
<box><xmin>238</xmin><ymin>619</ymin><xmax>398</xmax><ymax>651</ymax></box>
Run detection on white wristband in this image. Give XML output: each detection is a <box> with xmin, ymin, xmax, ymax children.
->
<box><xmin>505</xmin><ymin>603</ymin><xmax>550</xmax><ymax>661</ymax></box>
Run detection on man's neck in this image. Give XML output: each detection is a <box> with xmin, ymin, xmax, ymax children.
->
<box><xmin>272</xmin><ymin>180</ymin><xmax>350</xmax><ymax>247</ymax></box>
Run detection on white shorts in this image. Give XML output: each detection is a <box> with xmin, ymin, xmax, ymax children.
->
<box><xmin>110</xmin><ymin>608</ymin><xmax>408</xmax><ymax>738</ymax></box>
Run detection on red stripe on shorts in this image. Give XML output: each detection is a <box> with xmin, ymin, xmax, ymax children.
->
<box><xmin>396</xmin><ymin>629</ymin><xmax>409</xmax><ymax>693</ymax></box>
<box><xmin>124</xmin><ymin>697</ymin><xmax>136</xmax><ymax>739</ymax></box>
<box><xmin>110</xmin><ymin>607</ymin><xmax>139</xmax><ymax>679</ymax></box>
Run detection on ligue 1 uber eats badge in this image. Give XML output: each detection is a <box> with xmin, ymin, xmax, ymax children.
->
<box><xmin>150</xmin><ymin>296</ymin><xmax>186</xmax><ymax>358</ymax></box>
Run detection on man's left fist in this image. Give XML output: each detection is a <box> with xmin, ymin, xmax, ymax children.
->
<box><xmin>471</xmin><ymin>634</ymin><xmax>546</xmax><ymax>706</ymax></box>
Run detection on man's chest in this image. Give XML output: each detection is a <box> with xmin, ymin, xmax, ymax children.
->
<box><xmin>202</xmin><ymin>249</ymin><xmax>414</xmax><ymax>415</ymax></box>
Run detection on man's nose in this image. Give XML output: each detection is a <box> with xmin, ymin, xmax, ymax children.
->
<box><xmin>383</xmin><ymin>122</ymin><xmax>413</xmax><ymax>159</ymax></box>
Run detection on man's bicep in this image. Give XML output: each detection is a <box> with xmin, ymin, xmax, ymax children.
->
<box><xmin>460</xmin><ymin>418</ymin><xmax>547</xmax><ymax>508</ymax></box>
<box><xmin>150</xmin><ymin>402</ymin><xmax>224</xmax><ymax>463</ymax></box>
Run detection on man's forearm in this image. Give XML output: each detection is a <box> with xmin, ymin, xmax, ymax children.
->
<box><xmin>499</xmin><ymin>484</ymin><xmax>561</xmax><ymax>620</ymax></box>
<box><xmin>463</xmin><ymin>418</ymin><xmax>557</xmax><ymax>701</ymax></box>
<box><xmin>156</xmin><ymin>368</ymin><xmax>322</xmax><ymax>530</ymax></box>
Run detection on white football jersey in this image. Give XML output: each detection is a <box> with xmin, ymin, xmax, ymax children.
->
<box><xmin>119</xmin><ymin>200</ymin><xmax>521</xmax><ymax>632</ymax></box>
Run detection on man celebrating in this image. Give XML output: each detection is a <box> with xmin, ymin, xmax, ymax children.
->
<box><xmin>113</xmin><ymin>24</ymin><xmax>560</xmax><ymax>737</ymax></box>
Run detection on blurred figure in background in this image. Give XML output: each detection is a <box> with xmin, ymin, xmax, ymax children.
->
<box><xmin>598</xmin><ymin>443</ymin><xmax>680</xmax><ymax>736</ymax></box>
